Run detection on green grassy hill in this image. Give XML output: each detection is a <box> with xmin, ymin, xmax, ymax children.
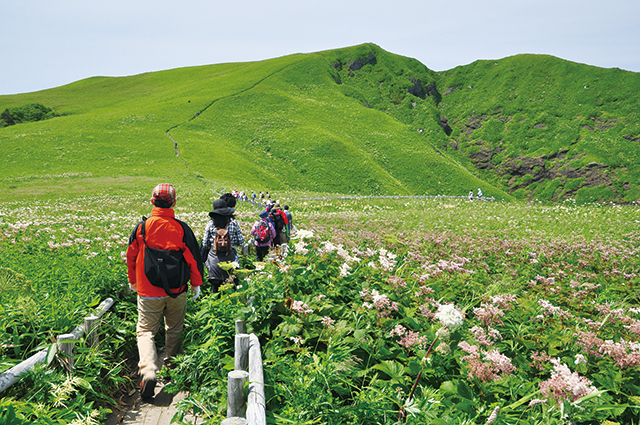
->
<box><xmin>2</xmin><ymin>43</ymin><xmax>638</xmax><ymax>203</ymax></box>
<box><xmin>432</xmin><ymin>55</ymin><xmax>640</xmax><ymax>203</ymax></box>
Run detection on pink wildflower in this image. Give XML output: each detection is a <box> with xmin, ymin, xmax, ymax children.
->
<box><xmin>530</xmin><ymin>351</ymin><xmax>553</xmax><ymax>370</ymax></box>
<box><xmin>528</xmin><ymin>398</ymin><xmax>547</xmax><ymax>407</ymax></box>
<box><xmin>459</xmin><ymin>342</ymin><xmax>516</xmax><ymax>382</ymax></box>
<box><xmin>390</xmin><ymin>325</ymin><xmax>406</xmax><ymax>337</ymax></box>
<box><xmin>484</xmin><ymin>350</ymin><xmax>516</xmax><ymax>375</ymax></box>
<box><xmin>538</xmin><ymin>299</ymin><xmax>572</xmax><ymax>319</ymax></box>
<box><xmin>321</xmin><ymin>316</ymin><xmax>335</xmax><ymax>327</ymax></box>
<box><xmin>473</xmin><ymin>305</ymin><xmax>504</xmax><ymax>326</ymax></box>
<box><xmin>361</xmin><ymin>289</ymin><xmax>399</xmax><ymax>319</ymax></box>
<box><xmin>291</xmin><ymin>300</ymin><xmax>313</xmax><ymax>315</ymax></box>
<box><xmin>486</xmin><ymin>406</ymin><xmax>499</xmax><ymax>425</ymax></box>
<box><xmin>489</xmin><ymin>294</ymin><xmax>517</xmax><ymax>309</ymax></box>
<box><xmin>397</xmin><ymin>330</ymin><xmax>428</xmax><ymax>350</ymax></box>
<box><xmin>387</xmin><ymin>276</ymin><xmax>407</xmax><ymax>289</ymax></box>
<box><xmin>470</xmin><ymin>326</ymin><xmax>502</xmax><ymax>346</ymax></box>
<box><xmin>539</xmin><ymin>358</ymin><xmax>596</xmax><ymax>404</ymax></box>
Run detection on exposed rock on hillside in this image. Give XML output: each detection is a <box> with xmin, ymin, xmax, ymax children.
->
<box><xmin>468</xmin><ymin>147</ymin><xmax>496</xmax><ymax>169</ymax></box>
<box><xmin>347</xmin><ymin>53</ymin><xmax>377</xmax><ymax>71</ymax></box>
<box><xmin>464</xmin><ymin>113</ymin><xmax>488</xmax><ymax>136</ymax></box>
<box><xmin>439</xmin><ymin>114</ymin><xmax>452</xmax><ymax>136</ymax></box>
<box><xmin>497</xmin><ymin>153</ymin><xmax>612</xmax><ymax>197</ymax></box>
<box><xmin>407</xmin><ymin>78</ymin><xmax>425</xmax><ymax>99</ymax></box>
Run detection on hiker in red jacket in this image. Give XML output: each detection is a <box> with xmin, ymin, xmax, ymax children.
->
<box><xmin>269</xmin><ymin>202</ymin><xmax>289</xmax><ymax>246</ymax></box>
<box><xmin>126</xmin><ymin>183</ymin><xmax>203</xmax><ymax>399</ymax></box>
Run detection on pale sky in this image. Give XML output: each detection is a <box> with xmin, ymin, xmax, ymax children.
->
<box><xmin>1</xmin><ymin>0</ymin><xmax>639</xmax><ymax>95</ymax></box>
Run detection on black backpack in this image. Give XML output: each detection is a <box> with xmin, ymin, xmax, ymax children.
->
<box><xmin>139</xmin><ymin>218</ymin><xmax>190</xmax><ymax>298</ymax></box>
<box><xmin>270</xmin><ymin>210</ymin><xmax>284</xmax><ymax>233</ymax></box>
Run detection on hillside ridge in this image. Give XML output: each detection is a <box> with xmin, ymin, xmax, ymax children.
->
<box><xmin>1</xmin><ymin>43</ymin><xmax>638</xmax><ymax>203</ymax></box>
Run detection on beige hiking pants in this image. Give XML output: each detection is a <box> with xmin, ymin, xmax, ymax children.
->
<box><xmin>136</xmin><ymin>292</ymin><xmax>187</xmax><ymax>381</ymax></box>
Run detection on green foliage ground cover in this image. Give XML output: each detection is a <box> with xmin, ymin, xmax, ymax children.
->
<box><xmin>1</xmin><ymin>192</ymin><xmax>639</xmax><ymax>424</ymax></box>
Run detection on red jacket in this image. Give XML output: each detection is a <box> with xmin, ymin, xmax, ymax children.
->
<box><xmin>127</xmin><ymin>207</ymin><xmax>203</xmax><ymax>297</ymax></box>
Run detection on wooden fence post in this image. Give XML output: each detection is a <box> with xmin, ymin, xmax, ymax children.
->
<box><xmin>235</xmin><ymin>319</ymin><xmax>246</xmax><ymax>335</ymax></box>
<box><xmin>56</xmin><ymin>333</ymin><xmax>76</xmax><ymax>371</ymax></box>
<box><xmin>227</xmin><ymin>370</ymin><xmax>249</xmax><ymax>418</ymax></box>
<box><xmin>84</xmin><ymin>314</ymin><xmax>99</xmax><ymax>347</ymax></box>
<box><xmin>235</xmin><ymin>334</ymin><xmax>250</xmax><ymax>371</ymax></box>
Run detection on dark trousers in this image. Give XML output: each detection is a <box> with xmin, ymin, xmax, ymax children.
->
<box><xmin>208</xmin><ymin>278</ymin><xmax>224</xmax><ymax>293</ymax></box>
<box><xmin>256</xmin><ymin>245</ymin><xmax>269</xmax><ymax>261</ymax></box>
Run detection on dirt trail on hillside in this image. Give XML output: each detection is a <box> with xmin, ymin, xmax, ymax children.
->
<box><xmin>166</xmin><ymin>131</ymin><xmax>180</xmax><ymax>156</ymax></box>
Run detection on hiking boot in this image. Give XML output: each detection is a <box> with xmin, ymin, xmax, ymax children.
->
<box><xmin>140</xmin><ymin>378</ymin><xmax>156</xmax><ymax>399</ymax></box>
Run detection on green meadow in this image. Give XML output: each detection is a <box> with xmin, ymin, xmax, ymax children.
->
<box><xmin>1</xmin><ymin>43</ymin><xmax>640</xmax><ymax>424</ymax></box>
<box><xmin>2</xmin><ymin>43</ymin><xmax>638</xmax><ymax>203</ymax></box>
<box><xmin>1</xmin><ymin>194</ymin><xmax>639</xmax><ymax>424</ymax></box>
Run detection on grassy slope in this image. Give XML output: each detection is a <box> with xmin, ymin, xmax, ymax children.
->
<box><xmin>433</xmin><ymin>54</ymin><xmax>640</xmax><ymax>202</ymax></box>
<box><xmin>3</xmin><ymin>44</ymin><xmax>637</xmax><ymax>202</ymax></box>
<box><xmin>0</xmin><ymin>44</ymin><xmax>498</xmax><ymax>201</ymax></box>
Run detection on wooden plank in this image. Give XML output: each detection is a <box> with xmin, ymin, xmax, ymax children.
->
<box><xmin>246</xmin><ymin>334</ymin><xmax>266</xmax><ymax>425</ymax></box>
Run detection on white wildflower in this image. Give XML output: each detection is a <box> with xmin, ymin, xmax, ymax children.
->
<box><xmin>574</xmin><ymin>353</ymin><xmax>587</xmax><ymax>365</ymax></box>
<box><xmin>435</xmin><ymin>304</ymin><xmax>464</xmax><ymax>330</ymax></box>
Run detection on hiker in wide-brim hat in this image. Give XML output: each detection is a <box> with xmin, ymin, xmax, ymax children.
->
<box><xmin>209</xmin><ymin>198</ymin><xmax>234</xmax><ymax>217</ymax></box>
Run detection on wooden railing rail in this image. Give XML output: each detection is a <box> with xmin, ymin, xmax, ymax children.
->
<box><xmin>0</xmin><ymin>297</ymin><xmax>115</xmax><ymax>393</ymax></box>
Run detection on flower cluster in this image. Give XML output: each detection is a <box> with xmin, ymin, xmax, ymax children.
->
<box><xmin>537</xmin><ymin>299</ymin><xmax>572</xmax><ymax>320</ymax></box>
<box><xmin>473</xmin><ymin>293</ymin><xmax>517</xmax><ymax>327</ymax></box>
<box><xmin>470</xmin><ymin>325</ymin><xmax>502</xmax><ymax>346</ymax></box>
<box><xmin>360</xmin><ymin>288</ymin><xmax>399</xmax><ymax>319</ymax></box>
<box><xmin>435</xmin><ymin>303</ymin><xmax>464</xmax><ymax>330</ymax></box>
<box><xmin>319</xmin><ymin>241</ymin><xmax>359</xmax><ymax>263</ymax></box>
<box><xmin>291</xmin><ymin>300</ymin><xmax>313</xmax><ymax>315</ymax></box>
<box><xmin>539</xmin><ymin>358</ymin><xmax>597</xmax><ymax>404</ymax></box>
<box><xmin>376</xmin><ymin>248</ymin><xmax>397</xmax><ymax>271</ymax></box>
<box><xmin>458</xmin><ymin>341</ymin><xmax>516</xmax><ymax>382</ymax></box>
<box><xmin>422</xmin><ymin>257</ymin><xmax>474</xmax><ymax>276</ymax></box>
<box><xmin>575</xmin><ymin>331</ymin><xmax>640</xmax><ymax>369</ymax></box>
<box><xmin>389</xmin><ymin>325</ymin><xmax>428</xmax><ymax>350</ymax></box>
<box><xmin>294</xmin><ymin>240</ymin><xmax>309</xmax><ymax>255</ymax></box>
<box><xmin>321</xmin><ymin>316</ymin><xmax>335</xmax><ymax>327</ymax></box>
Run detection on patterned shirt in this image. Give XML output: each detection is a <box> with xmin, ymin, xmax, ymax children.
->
<box><xmin>202</xmin><ymin>218</ymin><xmax>245</xmax><ymax>251</ymax></box>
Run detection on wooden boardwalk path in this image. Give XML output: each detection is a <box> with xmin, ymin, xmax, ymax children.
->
<box><xmin>105</xmin><ymin>378</ymin><xmax>205</xmax><ymax>425</ymax></box>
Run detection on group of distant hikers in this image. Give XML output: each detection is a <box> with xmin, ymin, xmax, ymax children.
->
<box><xmin>226</xmin><ymin>188</ymin><xmax>276</xmax><ymax>204</ymax></box>
<box><xmin>200</xmin><ymin>191</ymin><xmax>295</xmax><ymax>290</ymax></box>
<box><xmin>468</xmin><ymin>188</ymin><xmax>483</xmax><ymax>200</ymax></box>
<box><xmin>125</xmin><ymin>183</ymin><xmax>294</xmax><ymax>399</ymax></box>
